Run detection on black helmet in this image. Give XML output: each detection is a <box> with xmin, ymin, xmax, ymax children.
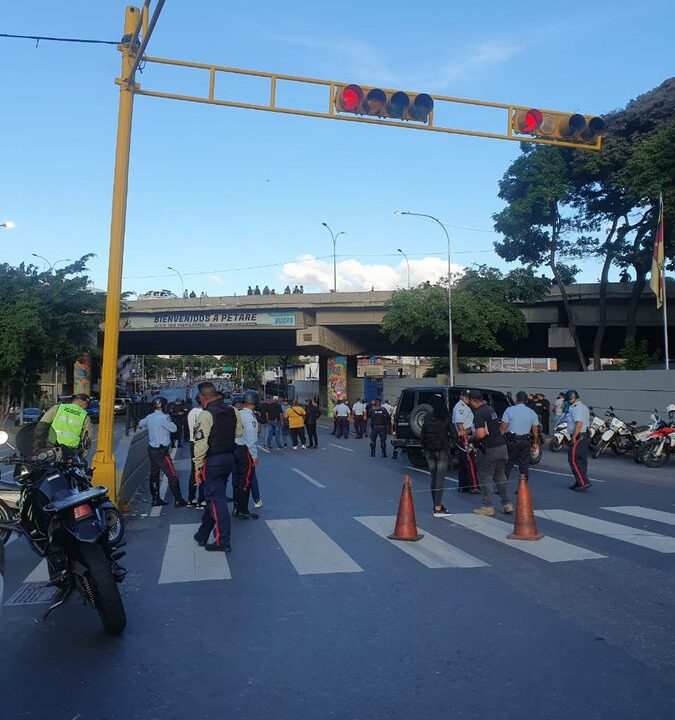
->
<box><xmin>153</xmin><ymin>396</ymin><xmax>168</xmax><ymax>412</ymax></box>
<box><xmin>231</xmin><ymin>393</ymin><xmax>244</xmax><ymax>405</ymax></box>
<box><xmin>242</xmin><ymin>389</ymin><xmax>259</xmax><ymax>406</ymax></box>
<box><xmin>564</xmin><ymin>389</ymin><xmax>579</xmax><ymax>403</ymax></box>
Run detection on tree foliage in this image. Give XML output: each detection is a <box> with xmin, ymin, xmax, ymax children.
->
<box><xmin>0</xmin><ymin>256</ymin><xmax>103</xmax><ymax>415</ymax></box>
<box><xmin>381</xmin><ymin>266</ymin><xmax>549</xmax><ymax>354</ymax></box>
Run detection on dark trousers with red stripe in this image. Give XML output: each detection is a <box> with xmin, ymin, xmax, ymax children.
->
<box><xmin>148</xmin><ymin>446</ymin><xmax>183</xmax><ymax>502</ymax></box>
<box><xmin>568</xmin><ymin>435</ymin><xmax>591</xmax><ymax>487</ymax></box>
<box><xmin>195</xmin><ymin>452</ymin><xmax>234</xmax><ymax>547</ymax></box>
<box><xmin>187</xmin><ymin>441</ymin><xmax>205</xmax><ymax>504</ymax></box>
<box><xmin>455</xmin><ymin>439</ymin><xmax>478</xmax><ymax>490</ymax></box>
<box><xmin>233</xmin><ymin>445</ymin><xmax>258</xmax><ymax>513</ymax></box>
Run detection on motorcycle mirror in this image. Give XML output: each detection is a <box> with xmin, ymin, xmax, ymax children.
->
<box><xmin>0</xmin><ymin>431</ymin><xmax>9</xmax><ymax>445</ymax></box>
<box><xmin>609</xmin><ymin>406</ymin><xmax>614</xmax><ymax>412</ymax></box>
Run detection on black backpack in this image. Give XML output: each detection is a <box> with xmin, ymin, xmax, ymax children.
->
<box><xmin>422</xmin><ymin>416</ymin><xmax>449</xmax><ymax>451</ymax></box>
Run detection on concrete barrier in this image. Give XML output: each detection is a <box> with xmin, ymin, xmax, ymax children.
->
<box><xmin>117</xmin><ymin>428</ymin><xmax>149</xmax><ymax>507</ymax></box>
<box><xmin>383</xmin><ymin>370</ymin><xmax>674</xmax><ymax>425</ymax></box>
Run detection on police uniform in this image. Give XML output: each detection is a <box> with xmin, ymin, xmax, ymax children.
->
<box><xmin>139</xmin><ymin>409</ymin><xmax>186</xmax><ymax>506</ymax></box>
<box><xmin>502</xmin><ymin>403</ymin><xmax>539</xmax><ymax>481</ymax></box>
<box><xmin>568</xmin><ymin>400</ymin><xmax>591</xmax><ymax>490</ymax></box>
<box><xmin>193</xmin><ymin>399</ymin><xmax>244</xmax><ymax>550</ymax></box>
<box><xmin>233</xmin><ymin>406</ymin><xmax>260</xmax><ymax>518</ymax></box>
<box><xmin>368</xmin><ymin>404</ymin><xmax>390</xmax><ymax>456</ymax></box>
<box><xmin>33</xmin><ymin>402</ymin><xmax>93</xmax><ymax>458</ymax></box>
<box><xmin>452</xmin><ymin>397</ymin><xmax>478</xmax><ymax>491</ymax></box>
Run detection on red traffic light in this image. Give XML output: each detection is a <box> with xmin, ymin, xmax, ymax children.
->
<box><xmin>519</xmin><ymin>108</ymin><xmax>543</xmax><ymax>133</ymax></box>
<box><xmin>336</xmin><ymin>84</ymin><xmax>364</xmax><ymax>112</ymax></box>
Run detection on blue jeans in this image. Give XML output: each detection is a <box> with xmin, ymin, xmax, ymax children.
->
<box><xmin>266</xmin><ymin>420</ymin><xmax>282</xmax><ymax>448</ymax></box>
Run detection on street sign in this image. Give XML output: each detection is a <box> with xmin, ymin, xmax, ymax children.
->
<box><xmin>223</xmin><ymin>365</ymin><xmax>234</xmax><ymax>372</ymax></box>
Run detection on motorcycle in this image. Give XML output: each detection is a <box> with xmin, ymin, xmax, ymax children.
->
<box><xmin>637</xmin><ymin>413</ymin><xmax>675</xmax><ymax>468</ymax></box>
<box><xmin>587</xmin><ymin>408</ymin><xmax>609</xmax><ymax>452</ymax></box>
<box><xmin>0</xmin><ymin>431</ymin><xmax>127</xmax><ymax>635</ymax></box>
<box><xmin>549</xmin><ymin>420</ymin><xmax>571</xmax><ymax>453</ymax></box>
<box><xmin>593</xmin><ymin>408</ymin><xmax>632</xmax><ymax>458</ymax></box>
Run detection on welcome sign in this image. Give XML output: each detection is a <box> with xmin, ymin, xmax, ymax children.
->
<box><xmin>122</xmin><ymin>311</ymin><xmax>297</xmax><ymax>330</ymax></box>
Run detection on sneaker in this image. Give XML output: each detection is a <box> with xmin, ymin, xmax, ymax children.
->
<box><xmin>187</xmin><ymin>501</ymin><xmax>198</xmax><ymax>508</ymax></box>
<box><xmin>301</xmin><ymin>445</ymin><xmax>307</xmax><ymax>449</ymax></box>
<box><xmin>151</xmin><ymin>498</ymin><xmax>168</xmax><ymax>507</ymax></box>
<box><xmin>174</xmin><ymin>499</ymin><xmax>188</xmax><ymax>508</ymax></box>
<box><xmin>254</xmin><ymin>499</ymin><xmax>263</xmax><ymax>508</ymax></box>
<box><xmin>569</xmin><ymin>483</ymin><xmax>591</xmax><ymax>491</ymax></box>
<box><xmin>502</xmin><ymin>502</ymin><xmax>514</xmax><ymax>514</ymax></box>
<box><xmin>205</xmin><ymin>541</ymin><xmax>231</xmax><ymax>553</ymax></box>
<box><xmin>293</xmin><ymin>446</ymin><xmax>298</xmax><ymax>451</ymax></box>
<box><xmin>433</xmin><ymin>506</ymin><xmax>452</xmax><ymax>517</ymax></box>
<box><xmin>473</xmin><ymin>506</ymin><xmax>496</xmax><ymax>517</ymax></box>
<box><xmin>193</xmin><ymin>533</ymin><xmax>207</xmax><ymax>547</ymax></box>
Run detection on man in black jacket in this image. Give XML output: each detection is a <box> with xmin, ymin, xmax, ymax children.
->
<box><xmin>368</xmin><ymin>399</ymin><xmax>389</xmax><ymax>458</ymax></box>
<box><xmin>421</xmin><ymin>395</ymin><xmax>453</xmax><ymax>517</ymax></box>
<box><xmin>304</xmin><ymin>399</ymin><xmax>322</xmax><ymax>448</ymax></box>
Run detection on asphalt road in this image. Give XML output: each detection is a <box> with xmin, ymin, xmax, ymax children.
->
<box><xmin>1</xmin><ymin>423</ymin><xmax>675</xmax><ymax>719</ymax></box>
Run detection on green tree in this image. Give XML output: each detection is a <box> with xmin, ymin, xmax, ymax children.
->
<box><xmin>381</xmin><ymin>266</ymin><xmax>549</xmax><ymax>360</ymax></box>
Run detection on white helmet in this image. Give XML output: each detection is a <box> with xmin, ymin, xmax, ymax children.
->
<box><xmin>667</xmin><ymin>403</ymin><xmax>675</xmax><ymax>414</ymax></box>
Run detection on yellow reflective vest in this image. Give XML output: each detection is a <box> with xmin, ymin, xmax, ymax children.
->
<box><xmin>49</xmin><ymin>403</ymin><xmax>88</xmax><ymax>448</ymax></box>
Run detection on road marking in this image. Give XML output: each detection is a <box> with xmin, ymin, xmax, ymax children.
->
<box><xmin>158</xmin><ymin>523</ymin><xmax>231</xmax><ymax>584</ymax></box>
<box><xmin>317</xmin><ymin>424</ymin><xmax>330</xmax><ymax>429</ymax></box>
<box><xmin>266</xmin><ymin>519</ymin><xmax>363</xmax><ymax>575</ymax></box>
<box><xmin>355</xmin><ymin>516</ymin><xmax>487</xmax><ymax>569</ymax></box>
<box><xmin>530</xmin><ymin>467</ymin><xmax>606</xmax><ymax>483</ymax></box>
<box><xmin>535</xmin><ymin>509</ymin><xmax>675</xmax><ymax>553</ymax></box>
<box><xmin>150</xmin><ymin>446</ymin><xmax>178</xmax><ymax>517</ymax></box>
<box><xmin>406</xmin><ymin>467</ymin><xmax>458</xmax><ymax>484</ymax></box>
<box><xmin>603</xmin><ymin>506</ymin><xmax>675</xmax><ymax>527</ymax></box>
<box><xmin>24</xmin><ymin>559</ymin><xmax>49</xmax><ymax>583</ymax></box>
<box><xmin>291</xmin><ymin>467</ymin><xmax>325</xmax><ymax>488</ymax></box>
<box><xmin>257</xmin><ymin>444</ymin><xmax>271</xmax><ymax>454</ymax></box>
<box><xmin>330</xmin><ymin>443</ymin><xmax>354</xmax><ymax>453</ymax></box>
<box><xmin>445</xmin><ymin>514</ymin><xmax>604</xmax><ymax>562</ymax></box>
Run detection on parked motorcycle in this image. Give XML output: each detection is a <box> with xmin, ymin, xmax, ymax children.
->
<box><xmin>587</xmin><ymin>408</ymin><xmax>609</xmax><ymax>452</ymax></box>
<box><xmin>593</xmin><ymin>408</ymin><xmax>632</xmax><ymax>458</ymax></box>
<box><xmin>549</xmin><ymin>420</ymin><xmax>571</xmax><ymax>452</ymax></box>
<box><xmin>0</xmin><ymin>431</ymin><xmax>127</xmax><ymax>635</ymax></box>
<box><xmin>637</xmin><ymin>407</ymin><xmax>675</xmax><ymax>468</ymax></box>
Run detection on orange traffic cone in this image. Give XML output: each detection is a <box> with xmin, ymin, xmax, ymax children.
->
<box><xmin>388</xmin><ymin>476</ymin><xmax>423</xmax><ymax>542</ymax></box>
<box><xmin>508</xmin><ymin>475</ymin><xmax>544</xmax><ymax>541</ymax></box>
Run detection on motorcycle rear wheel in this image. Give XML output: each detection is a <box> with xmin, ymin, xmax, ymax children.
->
<box><xmin>639</xmin><ymin>441</ymin><xmax>669</xmax><ymax>468</ymax></box>
<box><xmin>78</xmin><ymin>543</ymin><xmax>127</xmax><ymax>636</ymax></box>
<box><xmin>612</xmin><ymin>437</ymin><xmax>631</xmax><ymax>455</ymax></box>
<box><xmin>0</xmin><ymin>502</ymin><xmax>14</xmax><ymax>546</ymax></box>
<box><xmin>549</xmin><ymin>436</ymin><xmax>563</xmax><ymax>453</ymax></box>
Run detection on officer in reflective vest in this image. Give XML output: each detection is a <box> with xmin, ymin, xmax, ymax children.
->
<box><xmin>33</xmin><ymin>393</ymin><xmax>92</xmax><ymax>458</ymax></box>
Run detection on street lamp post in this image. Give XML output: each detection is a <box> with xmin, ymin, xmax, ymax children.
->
<box><xmin>395</xmin><ymin>211</ymin><xmax>454</xmax><ymax>386</ymax></box>
<box><xmin>31</xmin><ymin>254</ymin><xmax>72</xmax><ymax>272</ymax></box>
<box><xmin>0</xmin><ymin>221</ymin><xmax>15</xmax><ymax>229</ymax></box>
<box><xmin>321</xmin><ymin>223</ymin><xmax>345</xmax><ymax>293</ymax></box>
<box><xmin>167</xmin><ymin>265</ymin><xmax>185</xmax><ymax>296</ymax></box>
<box><xmin>397</xmin><ymin>248</ymin><xmax>411</xmax><ymax>289</ymax></box>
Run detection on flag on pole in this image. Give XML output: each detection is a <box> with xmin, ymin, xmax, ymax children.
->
<box><xmin>650</xmin><ymin>193</ymin><xmax>665</xmax><ymax>308</ymax></box>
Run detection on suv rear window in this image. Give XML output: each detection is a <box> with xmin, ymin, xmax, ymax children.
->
<box><xmin>397</xmin><ymin>391</ymin><xmax>416</xmax><ymax>414</ymax></box>
<box><xmin>418</xmin><ymin>390</ymin><xmax>447</xmax><ymax>408</ymax></box>
<box><xmin>490</xmin><ymin>393</ymin><xmax>510</xmax><ymax>417</ymax></box>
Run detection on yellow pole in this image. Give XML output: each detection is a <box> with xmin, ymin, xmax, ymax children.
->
<box><xmin>92</xmin><ymin>6</ymin><xmax>141</xmax><ymax>502</ymax></box>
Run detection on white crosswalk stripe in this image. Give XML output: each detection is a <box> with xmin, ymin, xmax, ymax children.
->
<box><xmin>356</xmin><ymin>516</ymin><xmax>487</xmax><ymax>569</ymax></box>
<box><xmin>266</xmin><ymin>519</ymin><xmax>363</xmax><ymax>575</ymax></box>
<box><xmin>445</xmin><ymin>514</ymin><xmax>605</xmax><ymax>562</ymax></box>
<box><xmin>158</xmin><ymin>523</ymin><xmax>231</xmax><ymax>584</ymax></box>
<box><xmin>535</xmin><ymin>509</ymin><xmax>675</xmax><ymax>553</ymax></box>
<box><xmin>602</xmin><ymin>506</ymin><xmax>675</xmax><ymax>527</ymax></box>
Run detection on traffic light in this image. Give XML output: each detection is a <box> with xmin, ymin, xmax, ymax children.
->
<box><xmin>512</xmin><ymin>108</ymin><xmax>604</xmax><ymax>145</ymax></box>
<box><xmin>335</xmin><ymin>84</ymin><xmax>434</xmax><ymax>124</ymax></box>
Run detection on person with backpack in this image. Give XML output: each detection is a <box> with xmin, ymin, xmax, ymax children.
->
<box><xmin>421</xmin><ymin>394</ymin><xmax>453</xmax><ymax>517</ymax></box>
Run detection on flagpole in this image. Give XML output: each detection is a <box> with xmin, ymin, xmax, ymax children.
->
<box><xmin>663</xmin><ymin>270</ymin><xmax>670</xmax><ymax>370</ymax></box>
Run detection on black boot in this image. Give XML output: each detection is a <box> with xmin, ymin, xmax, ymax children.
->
<box><xmin>150</xmin><ymin>479</ymin><xmax>167</xmax><ymax>506</ymax></box>
<box><xmin>370</xmin><ymin>447</ymin><xmax>376</xmax><ymax>457</ymax></box>
<box><xmin>169</xmin><ymin>480</ymin><xmax>187</xmax><ymax>507</ymax></box>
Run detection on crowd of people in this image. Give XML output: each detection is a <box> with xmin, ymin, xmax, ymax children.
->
<box><xmin>246</xmin><ymin>285</ymin><xmax>305</xmax><ymax>296</ymax></box>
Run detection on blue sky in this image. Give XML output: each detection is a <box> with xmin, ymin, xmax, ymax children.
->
<box><xmin>1</xmin><ymin>0</ymin><xmax>673</xmax><ymax>296</ymax></box>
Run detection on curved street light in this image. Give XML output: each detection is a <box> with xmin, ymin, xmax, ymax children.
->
<box><xmin>322</xmin><ymin>222</ymin><xmax>346</xmax><ymax>293</ymax></box>
<box><xmin>397</xmin><ymin>248</ymin><xmax>411</xmax><ymax>289</ymax></box>
<box><xmin>395</xmin><ymin>210</ymin><xmax>454</xmax><ymax>386</ymax></box>
<box><xmin>167</xmin><ymin>265</ymin><xmax>185</xmax><ymax>297</ymax></box>
<box><xmin>31</xmin><ymin>253</ymin><xmax>71</xmax><ymax>272</ymax></box>
<box><xmin>1</xmin><ymin>221</ymin><xmax>15</xmax><ymax>229</ymax></box>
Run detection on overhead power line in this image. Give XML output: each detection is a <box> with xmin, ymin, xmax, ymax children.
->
<box><xmin>0</xmin><ymin>33</ymin><xmax>120</xmax><ymax>46</ymax></box>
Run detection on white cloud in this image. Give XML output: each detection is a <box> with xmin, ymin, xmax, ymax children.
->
<box><xmin>209</xmin><ymin>275</ymin><xmax>224</xmax><ymax>285</ymax></box>
<box><xmin>279</xmin><ymin>255</ymin><xmax>464</xmax><ymax>292</ymax></box>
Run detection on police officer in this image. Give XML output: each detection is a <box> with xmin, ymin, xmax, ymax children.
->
<box><xmin>193</xmin><ymin>382</ymin><xmax>243</xmax><ymax>552</ymax></box>
<box><xmin>501</xmin><ymin>391</ymin><xmax>540</xmax><ymax>483</ymax></box>
<box><xmin>368</xmin><ymin>398</ymin><xmax>389</xmax><ymax>457</ymax></box>
<box><xmin>232</xmin><ymin>391</ymin><xmax>261</xmax><ymax>520</ymax></box>
<box><xmin>138</xmin><ymin>397</ymin><xmax>187</xmax><ymax>507</ymax></box>
<box><xmin>452</xmin><ymin>390</ymin><xmax>479</xmax><ymax>493</ymax></box>
<box><xmin>565</xmin><ymin>389</ymin><xmax>592</xmax><ymax>491</ymax></box>
<box><xmin>467</xmin><ymin>390</ymin><xmax>512</xmax><ymax>516</ymax></box>
<box><xmin>33</xmin><ymin>393</ymin><xmax>93</xmax><ymax>459</ymax></box>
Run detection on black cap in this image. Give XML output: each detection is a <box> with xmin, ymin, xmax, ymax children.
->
<box><xmin>468</xmin><ymin>389</ymin><xmax>483</xmax><ymax>400</ymax></box>
<box><xmin>460</xmin><ymin>389</ymin><xmax>471</xmax><ymax>397</ymax></box>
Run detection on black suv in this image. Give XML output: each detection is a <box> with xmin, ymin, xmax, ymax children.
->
<box><xmin>392</xmin><ymin>386</ymin><xmax>512</xmax><ymax>468</ymax></box>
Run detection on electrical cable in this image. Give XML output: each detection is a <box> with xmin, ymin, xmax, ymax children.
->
<box><xmin>0</xmin><ymin>33</ymin><xmax>120</xmax><ymax>46</ymax></box>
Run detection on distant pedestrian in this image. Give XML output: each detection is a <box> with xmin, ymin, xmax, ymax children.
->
<box><xmin>334</xmin><ymin>398</ymin><xmax>351</xmax><ymax>439</ymax></box>
<box><xmin>468</xmin><ymin>390</ymin><xmax>512</xmax><ymax>517</ymax></box>
<box><xmin>368</xmin><ymin>399</ymin><xmax>389</xmax><ymax>457</ymax></box>
<box><xmin>304</xmin><ymin>399</ymin><xmax>321</xmax><ymax>448</ymax></box>
<box><xmin>501</xmin><ymin>391</ymin><xmax>540</xmax><ymax>483</ymax></box>
<box><xmin>189</xmin><ymin>290</ymin><xmax>197</xmax><ymax>298</ymax></box>
<box><xmin>538</xmin><ymin>393</ymin><xmax>551</xmax><ymax>435</ymax></box>
<box><xmin>262</xmin><ymin>285</ymin><xmax>270</xmax><ymax>295</ymax></box>
<box><xmin>564</xmin><ymin>389</ymin><xmax>592</xmax><ymax>491</ymax></box>
<box><xmin>265</xmin><ymin>396</ymin><xmax>284</xmax><ymax>449</ymax></box>
<box><xmin>284</xmin><ymin>286</ymin><xmax>291</xmax><ymax>294</ymax></box>
<box><xmin>421</xmin><ymin>394</ymin><xmax>453</xmax><ymax>517</ymax></box>
<box><xmin>352</xmin><ymin>397</ymin><xmax>366</xmax><ymax>438</ymax></box>
<box><xmin>254</xmin><ymin>285</ymin><xmax>261</xmax><ymax>295</ymax></box>
<box><xmin>300</xmin><ymin>285</ymin><xmax>304</xmax><ymax>294</ymax></box>
<box><xmin>285</xmin><ymin>399</ymin><xmax>307</xmax><ymax>449</ymax></box>
<box><xmin>247</xmin><ymin>286</ymin><xmax>253</xmax><ymax>296</ymax></box>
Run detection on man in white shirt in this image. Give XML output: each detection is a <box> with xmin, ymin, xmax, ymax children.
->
<box><xmin>334</xmin><ymin>398</ymin><xmax>351</xmax><ymax>439</ymax></box>
<box><xmin>381</xmin><ymin>399</ymin><xmax>394</xmax><ymax>434</ymax></box>
<box><xmin>352</xmin><ymin>398</ymin><xmax>366</xmax><ymax>438</ymax></box>
<box><xmin>233</xmin><ymin>391</ymin><xmax>262</xmax><ymax>519</ymax></box>
<box><xmin>186</xmin><ymin>401</ymin><xmax>204</xmax><ymax>507</ymax></box>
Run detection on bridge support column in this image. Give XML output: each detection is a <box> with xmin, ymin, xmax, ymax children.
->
<box><xmin>319</xmin><ymin>355</ymin><xmax>360</xmax><ymax>415</ymax></box>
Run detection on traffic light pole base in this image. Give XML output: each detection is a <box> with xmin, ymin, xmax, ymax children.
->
<box><xmin>92</xmin><ymin>451</ymin><xmax>118</xmax><ymax>506</ymax></box>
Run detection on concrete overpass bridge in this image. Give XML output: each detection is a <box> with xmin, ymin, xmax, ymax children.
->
<box><xmin>118</xmin><ymin>283</ymin><xmax>673</xmax><ymax>368</ymax></box>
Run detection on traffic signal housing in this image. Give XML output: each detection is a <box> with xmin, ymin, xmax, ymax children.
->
<box><xmin>512</xmin><ymin>108</ymin><xmax>605</xmax><ymax>146</ymax></box>
<box><xmin>335</xmin><ymin>84</ymin><xmax>434</xmax><ymax>124</ymax></box>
